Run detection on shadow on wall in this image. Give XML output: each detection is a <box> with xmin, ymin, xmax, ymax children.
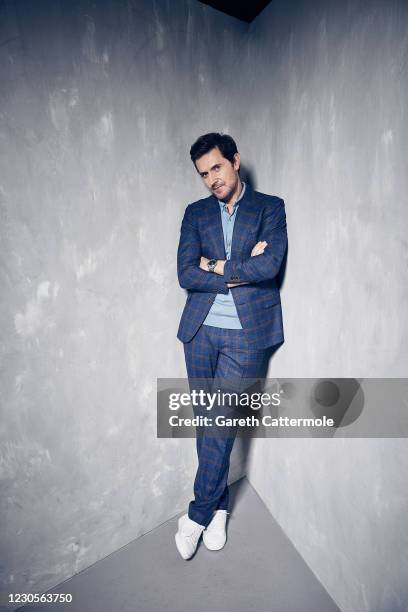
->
<box><xmin>241</xmin><ymin>163</ymin><xmax>289</xmax><ymax>291</ymax></box>
<box><xmin>229</xmin><ymin>162</ymin><xmax>288</xmax><ymax>502</ymax></box>
<box><xmin>228</xmin><ymin>337</ymin><xmax>283</xmax><ymax>511</ymax></box>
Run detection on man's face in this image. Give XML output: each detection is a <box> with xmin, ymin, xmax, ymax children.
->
<box><xmin>194</xmin><ymin>146</ymin><xmax>240</xmax><ymax>202</ymax></box>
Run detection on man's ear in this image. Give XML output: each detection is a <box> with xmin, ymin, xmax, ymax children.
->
<box><xmin>233</xmin><ymin>152</ymin><xmax>241</xmax><ymax>171</ymax></box>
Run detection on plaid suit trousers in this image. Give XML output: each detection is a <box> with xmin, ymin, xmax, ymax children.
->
<box><xmin>183</xmin><ymin>324</ymin><xmax>271</xmax><ymax>527</ymax></box>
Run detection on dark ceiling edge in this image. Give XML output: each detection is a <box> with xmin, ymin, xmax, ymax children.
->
<box><xmin>197</xmin><ymin>1</ymin><xmax>273</xmax><ymax>25</ymax></box>
<box><xmin>196</xmin><ymin>1</ymin><xmax>251</xmax><ymax>25</ymax></box>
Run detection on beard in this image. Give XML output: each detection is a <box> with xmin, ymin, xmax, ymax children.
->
<box><xmin>213</xmin><ymin>182</ymin><xmax>235</xmax><ymax>202</ymax></box>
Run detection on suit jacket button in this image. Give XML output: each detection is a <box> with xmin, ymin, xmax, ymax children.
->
<box><xmin>208</xmin><ymin>298</ymin><xmax>212</xmax><ymax>303</ymax></box>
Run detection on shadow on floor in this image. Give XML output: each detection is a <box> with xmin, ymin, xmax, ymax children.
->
<box><xmin>18</xmin><ymin>477</ymin><xmax>340</xmax><ymax>612</ymax></box>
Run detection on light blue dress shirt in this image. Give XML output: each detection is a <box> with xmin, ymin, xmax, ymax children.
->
<box><xmin>203</xmin><ymin>181</ymin><xmax>246</xmax><ymax>329</ymax></box>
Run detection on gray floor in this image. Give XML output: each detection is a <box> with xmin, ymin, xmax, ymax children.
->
<box><xmin>19</xmin><ymin>477</ymin><xmax>340</xmax><ymax>612</ymax></box>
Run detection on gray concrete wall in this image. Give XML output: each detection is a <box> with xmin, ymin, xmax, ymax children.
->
<box><xmin>0</xmin><ymin>0</ymin><xmax>247</xmax><ymax>603</ymax></box>
<box><xmin>239</xmin><ymin>1</ymin><xmax>408</xmax><ymax>610</ymax></box>
<box><xmin>2</xmin><ymin>0</ymin><xmax>408</xmax><ymax>609</ymax></box>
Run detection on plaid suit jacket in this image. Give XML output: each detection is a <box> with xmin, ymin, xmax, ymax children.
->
<box><xmin>177</xmin><ymin>182</ymin><xmax>287</xmax><ymax>349</ymax></box>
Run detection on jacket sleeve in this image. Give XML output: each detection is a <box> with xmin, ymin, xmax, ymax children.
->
<box><xmin>223</xmin><ymin>198</ymin><xmax>287</xmax><ymax>284</ymax></box>
<box><xmin>177</xmin><ymin>204</ymin><xmax>229</xmax><ymax>294</ymax></box>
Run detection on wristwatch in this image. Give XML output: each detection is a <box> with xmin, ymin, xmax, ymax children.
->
<box><xmin>207</xmin><ymin>259</ymin><xmax>218</xmax><ymax>273</ymax></box>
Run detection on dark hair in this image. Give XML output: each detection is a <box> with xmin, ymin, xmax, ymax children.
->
<box><xmin>190</xmin><ymin>132</ymin><xmax>238</xmax><ymax>167</ymax></box>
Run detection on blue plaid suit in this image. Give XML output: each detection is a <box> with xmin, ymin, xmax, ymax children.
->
<box><xmin>176</xmin><ymin>182</ymin><xmax>287</xmax><ymax>527</ymax></box>
<box><xmin>177</xmin><ymin>182</ymin><xmax>287</xmax><ymax>349</ymax></box>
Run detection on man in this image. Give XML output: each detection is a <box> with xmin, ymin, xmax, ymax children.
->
<box><xmin>175</xmin><ymin>133</ymin><xmax>287</xmax><ymax>560</ymax></box>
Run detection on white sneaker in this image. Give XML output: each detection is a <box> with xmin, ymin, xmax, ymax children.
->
<box><xmin>175</xmin><ymin>514</ymin><xmax>205</xmax><ymax>560</ymax></box>
<box><xmin>203</xmin><ymin>510</ymin><xmax>228</xmax><ymax>551</ymax></box>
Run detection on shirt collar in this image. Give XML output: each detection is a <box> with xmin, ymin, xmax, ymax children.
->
<box><xmin>218</xmin><ymin>180</ymin><xmax>246</xmax><ymax>210</ymax></box>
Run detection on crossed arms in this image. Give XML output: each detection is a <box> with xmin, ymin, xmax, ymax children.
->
<box><xmin>177</xmin><ymin>199</ymin><xmax>287</xmax><ymax>293</ymax></box>
<box><xmin>199</xmin><ymin>242</ymin><xmax>267</xmax><ymax>287</ymax></box>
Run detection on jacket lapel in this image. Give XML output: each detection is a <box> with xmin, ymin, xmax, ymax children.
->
<box><xmin>204</xmin><ymin>182</ymin><xmax>258</xmax><ymax>260</ymax></box>
<box><xmin>230</xmin><ymin>182</ymin><xmax>258</xmax><ymax>259</ymax></box>
<box><xmin>206</xmin><ymin>198</ymin><xmax>227</xmax><ymax>260</ymax></box>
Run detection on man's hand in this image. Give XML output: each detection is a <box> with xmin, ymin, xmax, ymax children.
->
<box><xmin>251</xmin><ymin>241</ymin><xmax>267</xmax><ymax>256</ymax></box>
<box><xmin>199</xmin><ymin>256</ymin><xmax>210</xmax><ymax>271</ymax></box>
